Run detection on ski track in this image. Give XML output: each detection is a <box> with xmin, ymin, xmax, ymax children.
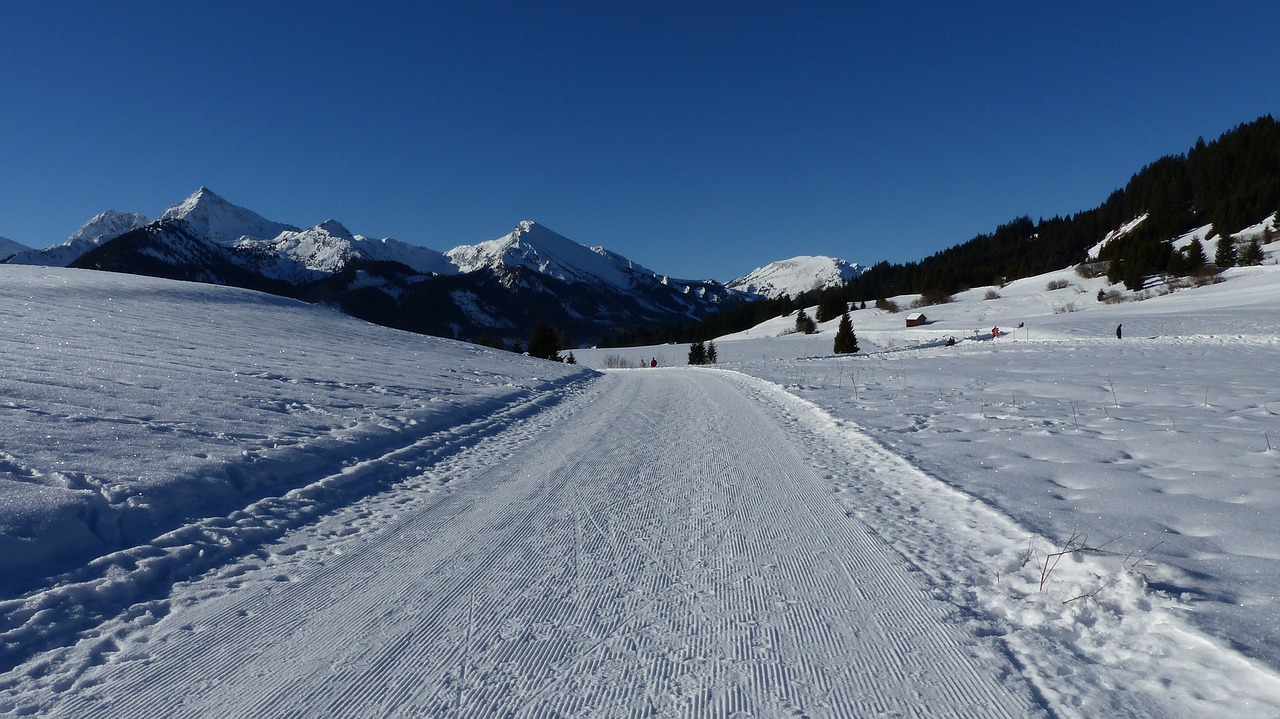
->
<box><xmin>4</xmin><ymin>370</ymin><xmax>1051</xmax><ymax>717</ymax></box>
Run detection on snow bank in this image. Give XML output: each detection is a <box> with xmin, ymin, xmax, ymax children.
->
<box><xmin>0</xmin><ymin>265</ymin><xmax>591</xmax><ymax>592</ymax></box>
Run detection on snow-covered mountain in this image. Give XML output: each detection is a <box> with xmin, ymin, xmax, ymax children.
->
<box><xmin>159</xmin><ymin>187</ymin><xmax>299</xmax><ymax>246</ymax></box>
<box><xmin>0</xmin><ymin>235</ymin><xmax>30</xmax><ymax>260</ymax></box>
<box><xmin>235</xmin><ymin>219</ymin><xmax>456</xmax><ymax>282</ymax></box>
<box><xmin>728</xmin><ymin>255</ymin><xmax>862</xmax><ymax>299</ymax></box>
<box><xmin>447</xmin><ymin>220</ymin><xmax>737</xmax><ymax>302</ymax></box>
<box><xmin>439</xmin><ymin>220</ymin><xmax>741</xmax><ymax>341</ymax></box>
<box><xmin>447</xmin><ymin>221</ymin><xmax>651</xmax><ymax>291</ymax></box>
<box><xmin>7</xmin><ymin>210</ymin><xmax>149</xmax><ymax>267</ymax></box>
<box><xmin>8</xmin><ymin>188</ymin><xmax>290</xmax><ymax>268</ymax></box>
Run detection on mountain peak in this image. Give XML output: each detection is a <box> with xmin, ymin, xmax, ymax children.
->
<box><xmin>159</xmin><ymin>187</ymin><xmax>297</xmax><ymax>245</ymax></box>
<box><xmin>446</xmin><ymin>221</ymin><xmax>638</xmax><ymax>289</ymax></box>
<box><xmin>314</xmin><ymin>219</ymin><xmax>354</xmax><ymax>238</ymax></box>
<box><xmin>67</xmin><ymin>210</ymin><xmax>151</xmax><ymax>244</ymax></box>
<box><xmin>164</xmin><ymin>186</ymin><xmax>225</xmax><ymax>215</ymax></box>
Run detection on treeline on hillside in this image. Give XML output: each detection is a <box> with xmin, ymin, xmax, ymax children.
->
<box><xmin>603</xmin><ymin>115</ymin><xmax>1280</xmax><ymax>347</ymax></box>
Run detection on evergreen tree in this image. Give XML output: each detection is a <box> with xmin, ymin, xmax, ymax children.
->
<box><xmin>1187</xmin><ymin>238</ymin><xmax>1208</xmax><ymax>269</ymax></box>
<box><xmin>688</xmin><ymin>341</ymin><xmax>707</xmax><ymax>365</ymax></box>
<box><xmin>1240</xmin><ymin>237</ymin><xmax>1264</xmax><ymax>265</ymax></box>
<box><xmin>1105</xmin><ymin>259</ymin><xmax>1124</xmax><ymax>285</ymax></box>
<box><xmin>1122</xmin><ymin>263</ymin><xmax>1146</xmax><ymax>291</ymax></box>
<box><xmin>706</xmin><ymin>341</ymin><xmax>718</xmax><ymax>364</ymax></box>
<box><xmin>1215</xmin><ymin>234</ymin><xmax>1237</xmax><ymax>267</ymax></box>
<box><xmin>794</xmin><ymin>309</ymin><xmax>816</xmax><ymax>335</ymax></box>
<box><xmin>815</xmin><ymin>293</ymin><xmax>845</xmax><ymax>323</ymax></box>
<box><xmin>565</xmin><ymin>352</ymin><xmax>577</xmax><ymax>365</ymax></box>
<box><xmin>833</xmin><ymin>312</ymin><xmax>859</xmax><ymax>354</ymax></box>
<box><xmin>527</xmin><ymin>321</ymin><xmax>562</xmax><ymax>361</ymax></box>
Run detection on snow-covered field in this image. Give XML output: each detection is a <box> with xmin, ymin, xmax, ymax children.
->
<box><xmin>3</xmin><ymin>254</ymin><xmax>1280</xmax><ymax>717</ymax></box>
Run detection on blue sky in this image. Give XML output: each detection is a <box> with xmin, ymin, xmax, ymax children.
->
<box><xmin>2</xmin><ymin>2</ymin><xmax>1278</xmax><ymax>281</ymax></box>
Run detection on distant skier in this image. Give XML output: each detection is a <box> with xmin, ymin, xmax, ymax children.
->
<box><xmin>650</xmin><ymin>357</ymin><xmax>657</xmax><ymax>368</ymax></box>
<box><xmin>1116</xmin><ymin>324</ymin><xmax>1123</xmax><ymax>339</ymax></box>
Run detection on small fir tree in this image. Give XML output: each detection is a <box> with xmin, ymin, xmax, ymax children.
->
<box><xmin>527</xmin><ymin>321</ymin><xmax>561</xmax><ymax>361</ymax></box>
<box><xmin>833</xmin><ymin>312</ymin><xmax>859</xmax><ymax>354</ymax></box>
<box><xmin>1122</xmin><ymin>262</ymin><xmax>1146</xmax><ymax>291</ymax></box>
<box><xmin>1240</xmin><ymin>237</ymin><xmax>1264</xmax><ymax>266</ymax></box>
<box><xmin>1187</xmin><ymin>238</ymin><xmax>1208</xmax><ymax>269</ymax></box>
<box><xmin>815</xmin><ymin>293</ymin><xmax>845</xmax><ymax>323</ymax></box>
<box><xmin>1215</xmin><ymin>234</ymin><xmax>1237</xmax><ymax>268</ymax></box>
<box><xmin>794</xmin><ymin>309</ymin><xmax>817</xmax><ymax>335</ymax></box>
<box><xmin>688</xmin><ymin>341</ymin><xmax>707</xmax><ymax>365</ymax></box>
<box><xmin>706</xmin><ymin>341</ymin><xmax>718</xmax><ymax>364</ymax></box>
<box><xmin>1105</xmin><ymin>259</ymin><xmax>1124</xmax><ymax>285</ymax></box>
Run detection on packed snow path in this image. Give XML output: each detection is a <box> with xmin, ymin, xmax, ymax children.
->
<box><xmin>4</xmin><ymin>369</ymin><xmax>1048</xmax><ymax>718</ymax></box>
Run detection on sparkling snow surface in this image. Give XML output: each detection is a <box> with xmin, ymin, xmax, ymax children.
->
<box><xmin>3</xmin><ymin>255</ymin><xmax>1280</xmax><ymax>717</ymax></box>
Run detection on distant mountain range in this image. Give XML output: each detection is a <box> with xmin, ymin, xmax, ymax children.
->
<box><xmin>2</xmin><ymin>188</ymin><xmax>857</xmax><ymax>347</ymax></box>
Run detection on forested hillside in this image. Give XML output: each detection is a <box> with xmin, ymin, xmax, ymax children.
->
<box><xmin>839</xmin><ymin>115</ymin><xmax>1280</xmax><ymax>302</ymax></box>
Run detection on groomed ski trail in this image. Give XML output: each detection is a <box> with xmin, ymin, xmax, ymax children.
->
<box><xmin>6</xmin><ymin>369</ymin><xmax>1047</xmax><ymax>717</ymax></box>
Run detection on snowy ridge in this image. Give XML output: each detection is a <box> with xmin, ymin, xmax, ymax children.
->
<box><xmin>0</xmin><ymin>235</ymin><xmax>29</xmax><ymax>260</ymax></box>
<box><xmin>235</xmin><ymin>219</ymin><xmax>456</xmax><ymax>279</ymax></box>
<box><xmin>7</xmin><ymin>210</ymin><xmax>149</xmax><ymax>267</ymax></box>
<box><xmin>728</xmin><ymin>255</ymin><xmax>862</xmax><ymax>298</ymax></box>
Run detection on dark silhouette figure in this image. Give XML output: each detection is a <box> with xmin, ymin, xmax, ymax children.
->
<box><xmin>1116</xmin><ymin>324</ymin><xmax>1123</xmax><ymax>339</ymax></box>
